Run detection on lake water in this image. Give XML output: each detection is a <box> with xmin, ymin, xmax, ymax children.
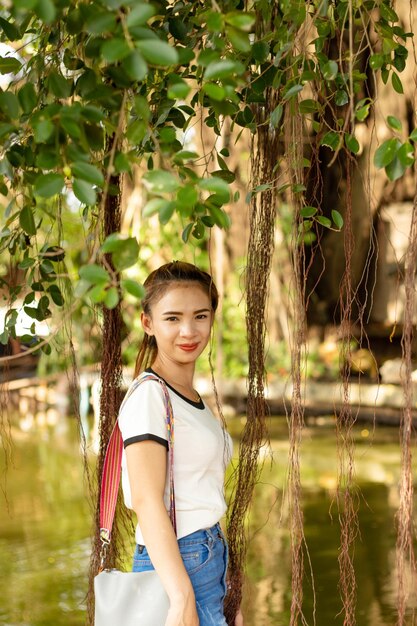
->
<box><xmin>1</xmin><ymin>415</ymin><xmax>416</xmax><ymax>625</ymax></box>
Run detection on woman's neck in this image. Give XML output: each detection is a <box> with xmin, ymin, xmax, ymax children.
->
<box><xmin>151</xmin><ymin>359</ymin><xmax>199</xmax><ymax>402</ymax></box>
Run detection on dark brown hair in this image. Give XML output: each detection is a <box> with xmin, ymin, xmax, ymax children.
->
<box><xmin>134</xmin><ymin>261</ymin><xmax>218</xmax><ymax>377</ymax></box>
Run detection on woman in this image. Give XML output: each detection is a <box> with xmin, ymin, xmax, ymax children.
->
<box><xmin>118</xmin><ymin>261</ymin><xmax>243</xmax><ymax>626</ymax></box>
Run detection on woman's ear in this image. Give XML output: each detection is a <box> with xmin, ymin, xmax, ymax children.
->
<box><xmin>141</xmin><ymin>312</ymin><xmax>153</xmax><ymax>336</ymax></box>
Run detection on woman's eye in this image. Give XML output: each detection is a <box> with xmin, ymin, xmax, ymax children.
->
<box><xmin>165</xmin><ymin>316</ymin><xmax>178</xmax><ymax>322</ymax></box>
<box><xmin>196</xmin><ymin>314</ymin><xmax>208</xmax><ymax>319</ymax></box>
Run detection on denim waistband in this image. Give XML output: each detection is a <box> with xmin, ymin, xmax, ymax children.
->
<box><xmin>137</xmin><ymin>522</ymin><xmax>224</xmax><ymax>551</ymax></box>
<box><xmin>177</xmin><ymin>522</ymin><xmax>223</xmax><ymax>546</ymax></box>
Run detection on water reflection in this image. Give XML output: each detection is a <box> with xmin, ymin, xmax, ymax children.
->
<box><xmin>1</xmin><ymin>417</ymin><xmax>416</xmax><ymax>625</ymax></box>
<box><xmin>235</xmin><ymin>421</ymin><xmax>417</xmax><ymax>625</ymax></box>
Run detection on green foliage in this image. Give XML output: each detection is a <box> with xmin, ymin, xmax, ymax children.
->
<box><xmin>0</xmin><ymin>0</ymin><xmax>413</xmax><ymax>347</ymax></box>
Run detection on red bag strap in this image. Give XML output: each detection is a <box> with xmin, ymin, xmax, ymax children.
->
<box><xmin>99</xmin><ymin>374</ymin><xmax>176</xmax><ymax>549</ymax></box>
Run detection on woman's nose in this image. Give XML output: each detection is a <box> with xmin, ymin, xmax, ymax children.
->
<box><xmin>179</xmin><ymin>320</ymin><xmax>196</xmax><ymax>336</ymax></box>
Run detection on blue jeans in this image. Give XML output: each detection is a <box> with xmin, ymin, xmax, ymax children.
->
<box><xmin>132</xmin><ymin>523</ymin><xmax>228</xmax><ymax>626</ymax></box>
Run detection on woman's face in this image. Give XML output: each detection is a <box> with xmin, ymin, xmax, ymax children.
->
<box><xmin>141</xmin><ymin>283</ymin><xmax>213</xmax><ymax>366</ymax></box>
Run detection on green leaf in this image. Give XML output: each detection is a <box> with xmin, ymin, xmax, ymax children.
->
<box><xmin>0</xmin><ymin>123</ymin><xmax>14</xmax><ymax>141</ymax></box>
<box><xmin>385</xmin><ymin>154</ymin><xmax>406</xmax><ymax>181</ymax></box>
<box><xmin>322</xmin><ymin>60</ymin><xmax>338</xmax><ymax>80</ymax></box>
<box><xmin>206</xmin><ymin>11</ymin><xmax>223</xmax><ymax>32</ymax></box>
<box><xmin>270</xmin><ymin>104</ymin><xmax>283</xmax><ymax>128</ymax></box>
<box><xmin>0</xmin><ymin>17</ymin><xmax>20</xmax><ymax>41</ymax></box>
<box><xmin>34</xmin><ymin>173</ymin><xmax>65</xmax><ymax>198</ymax></box>
<box><xmin>320</xmin><ymin>131</ymin><xmax>340</xmax><ymax>151</ymax></box>
<box><xmin>121</xmin><ymin>279</ymin><xmax>145</xmax><ymax>300</ymax></box>
<box><xmin>331</xmin><ymin>210</ymin><xmax>344</xmax><ymax>229</ymax></box>
<box><xmin>387</xmin><ymin>115</ymin><xmax>402</xmax><ymax>131</ymax></box>
<box><xmin>182</xmin><ymin>222</ymin><xmax>193</xmax><ymax>242</ymax></box>
<box><xmin>101</xmin><ymin>234</ymin><xmax>139</xmax><ymax>270</ymax></box>
<box><xmin>252</xmin><ymin>41</ymin><xmax>269</xmax><ymax>63</ymax></box>
<box><xmin>335</xmin><ymin>90</ymin><xmax>348</xmax><ymax>107</ymax></box>
<box><xmin>283</xmin><ymin>84</ymin><xmax>303</xmax><ymax>101</ymax></box>
<box><xmin>126</xmin><ymin>119</ymin><xmax>146</xmax><ymax>144</ymax></box>
<box><xmin>0</xmin><ymin>56</ymin><xmax>22</xmax><ymax>74</ymax></box>
<box><xmin>299</xmin><ymin>99</ymin><xmax>318</xmax><ymax>114</ymax></box>
<box><xmin>410</xmin><ymin>128</ymin><xmax>417</xmax><ymax>142</ymax></box>
<box><xmin>143</xmin><ymin>169</ymin><xmax>179</xmax><ymax>193</ymax></box>
<box><xmin>392</xmin><ymin>72</ymin><xmax>404</xmax><ymax>94</ymax></box>
<box><xmin>173</xmin><ymin>150</ymin><xmax>199</xmax><ymax>164</ymax></box>
<box><xmin>208</xmin><ymin>205</ymin><xmax>231</xmax><ymax>228</ymax></box>
<box><xmin>212</xmin><ymin>169</ymin><xmax>235</xmax><ymax>183</ymax></box>
<box><xmin>168</xmin><ymin>79</ymin><xmax>191</xmax><ymax>100</ymax></box>
<box><xmin>18</xmin><ymin>257</ymin><xmax>36</xmax><ymax>270</ymax></box>
<box><xmin>143</xmin><ymin>198</ymin><xmax>172</xmax><ymax>217</ymax></box>
<box><xmin>380</xmin><ymin>3</ymin><xmax>398</xmax><ymax>21</ymax></box>
<box><xmin>369</xmin><ymin>53</ymin><xmax>385</xmax><ymax>70</ymax></box>
<box><xmin>19</xmin><ymin>206</ymin><xmax>37</xmax><ymax>236</ymax></box>
<box><xmin>136</xmin><ymin>40</ymin><xmax>179</xmax><ymax>66</ymax></box>
<box><xmin>71</xmin><ymin>162</ymin><xmax>104</xmax><ymax>186</ymax></box>
<box><xmin>41</xmin><ymin>343</ymin><xmax>52</xmax><ymax>355</ymax></box>
<box><xmin>18</xmin><ymin>83</ymin><xmax>37</xmax><ymax>113</ymax></box>
<box><xmin>79</xmin><ymin>264</ymin><xmax>110</xmax><ymax>285</ymax></box>
<box><xmin>226</xmin><ymin>26</ymin><xmax>251</xmax><ymax>53</ymax></box>
<box><xmin>73</xmin><ymin>179</ymin><xmax>97</xmax><ymax>205</ymax></box>
<box><xmin>114</xmin><ymin>152</ymin><xmax>132</xmax><ymax>172</ymax></box>
<box><xmin>374</xmin><ymin>138</ymin><xmax>400</xmax><ymax>168</ymax></box>
<box><xmin>199</xmin><ymin>177</ymin><xmax>230</xmax><ymax>203</ymax></box>
<box><xmin>345</xmin><ymin>133</ymin><xmax>360</xmax><ymax>154</ymax></box>
<box><xmin>203</xmin><ymin>83</ymin><xmax>226</xmax><ymax>101</ymax></box>
<box><xmin>204</xmin><ymin>58</ymin><xmax>244</xmax><ymax>80</ymax></box>
<box><xmin>127</xmin><ymin>4</ymin><xmax>156</xmax><ymax>27</ymax></box>
<box><xmin>224</xmin><ymin>12</ymin><xmax>255</xmax><ymax>31</ymax></box>
<box><xmin>61</xmin><ymin>113</ymin><xmax>82</xmax><ymax>138</ymax></box>
<box><xmin>86</xmin><ymin>11</ymin><xmax>117</xmax><ymax>34</ymax></box>
<box><xmin>35</xmin><ymin>0</ymin><xmax>57</xmax><ymax>23</ymax></box>
<box><xmin>397</xmin><ymin>142</ymin><xmax>414</xmax><ymax>168</ymax></box>
<box><xmin>40</xmin><ymin>259</ymin><xmax>54</xmax><ymax>274</ymax></box>
<box><xmin>33</xmin><ymin>117</ymin><xmax>54</xmax><ymax>143</ymax></box>
<box><xmin>123</xmin><ymin>50</ymin><xmax>148</xmax><ymax>81</ymax></box>
<box><xmin>192</xmin><ymin>219</ymin><xmax>205</xmax><ymax>239</ymax></box>
<box><xmin>159</xmin><ymin>201</ymin><xmax>175</xmax><ymax>225</ymax></box>
<box><xmin>47</xmin><ymin>285</ymin><xmax>64</xmax><ymax>306</ymax></box>
<box><xmin>316</xmin><ymin>215</ymin><xmax>332</xmax><ymax>228</ymax></box>
<box><xmin>48</xmin><ymin>71</ymin><xmax>72</xmax><ymax>98</ymax></box>
<box><xmin>300</xmin><ymin>206</ymin><xmax>317</xmax><ymax>218</ymax></box>
<box><xmin>101</xmin><ymin>38</ymin><xmax>131</xmax><ymax>63</ymax></box>
<box><xmin>355</xmin><ymin>103</ymin><xmax>370</xmax><ymax>122</ymax></box>
<box><xmin>0</xmin><ymin>92</ymin><xmax>19</xmax><ymax>119</ymax></box>
<box><xmin>89</xmin><ymin>284</ymin><xmax>107</xmax><ymax>303</ymax></box>
<box><xmin>177</xmin><ymin>185</ymin><xmax>198</xmax><ymax>210</ymax></box>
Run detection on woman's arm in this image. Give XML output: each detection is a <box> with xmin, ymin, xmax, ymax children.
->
<box><xmin>125</xmin><ymin>440</ymin><xmax>199</xmax><ymax>626</ymax></box>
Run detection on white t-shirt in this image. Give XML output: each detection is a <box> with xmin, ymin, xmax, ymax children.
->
<box><xmin>118</xmin><ymin>370</ymin><xmax>232</xmax><ymax>545</ymax></box>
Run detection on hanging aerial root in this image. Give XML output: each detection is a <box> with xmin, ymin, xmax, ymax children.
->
<box><xmin>336</xmin><ymin>157</ymin><xmax>359</xmax><ymax>626</ymax></box>
<box><xmin>224</xmin><ymin>114</ymin><xmax>277</xmax><ymax>623</ymax></box>
<box><xmin>86</xmin><ymin>171</ymin><xmax>134</xmax><ymax>625</ymax></box>
<box><xmin>396</xmin><ymin>192</ymin><xmax>417</xmax><ymax>626</ymax></box>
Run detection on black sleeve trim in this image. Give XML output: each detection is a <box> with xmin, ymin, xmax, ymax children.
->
<box><xmin>123</xmin><ymin>434</ymin><xmax>169</xmax><ymax>450</ymax></box>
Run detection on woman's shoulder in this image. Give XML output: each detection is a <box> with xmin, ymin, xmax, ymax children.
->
<box><xmin>121</xmin><ymin>372</ymin><xmax>166</xmax><ymax>410</ymax></box>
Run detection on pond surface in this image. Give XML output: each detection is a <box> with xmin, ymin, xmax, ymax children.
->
<box><xmin>1</xmin><ymin>415</ymin><xmax>416</xmax><ymax>625</ymax></box>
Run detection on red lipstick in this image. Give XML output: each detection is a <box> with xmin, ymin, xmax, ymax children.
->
<box><xmin>178</xmin><ymin>343</ymin><xmax>199</xmax><ymax>352</ymax></box>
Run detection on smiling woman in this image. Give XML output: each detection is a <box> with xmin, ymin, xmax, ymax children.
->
<box><xmin>96</xmin><ymin>261</ymin><xmax>243</xmax><ymax>626</ymax></box>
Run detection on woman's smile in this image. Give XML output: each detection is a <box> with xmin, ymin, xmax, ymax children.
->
<box><xmin>178</xmin><ymin>343</ymin><xmax>200</xmax><ymax>352</ymax></box>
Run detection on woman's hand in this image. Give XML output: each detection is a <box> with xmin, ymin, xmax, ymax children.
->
<box><xmin>165</xmin><ymin>594</ymin><xmax>199</xmax><ymax>626</ymax></box>
<box><xmin>234</xmin><ymin>607</ymin><xmax>244</xmax><ymax>626</ymax></box>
